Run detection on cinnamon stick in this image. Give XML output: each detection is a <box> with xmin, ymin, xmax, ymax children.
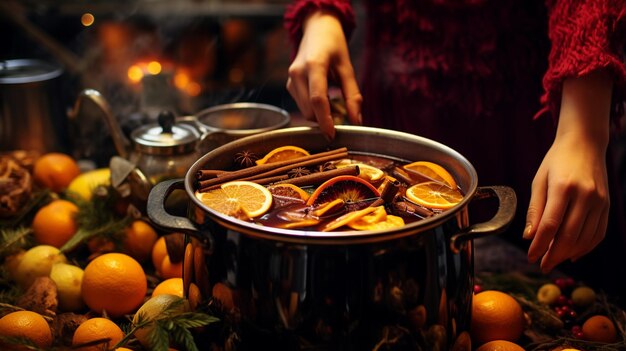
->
<box><xmin>369</xmin><ymin>178</ymin><xmax>401</xmax><ymax>207</ymax></box>
<box><xmin>202</xmin><ymin>174</ymin><xmax>290</xmax><ymax>191</ymax></box>
<box><xmin>197</xmin><ymin>148</ymin><xmax>348</xmax><ymax>190</ymax></box>
<box><xmin>392</xmin><ymin>167</ymin><xmax>413</xmax><ymax>185</ymax></box>
<box><xmin>273</xmin><ymin>165</ymin><xmax>360</xmax><ymax>187</ymax></box>
<box><xmin>392</xmin><ymin>201</ymin><xmax>434</xmax><ymax>218</ymax></box>
<box><xmin>196</xmin><ymin>169</ymin><xmax>227</xmax><ymax>180</ymax></box>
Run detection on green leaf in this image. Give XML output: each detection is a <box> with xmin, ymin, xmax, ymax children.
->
<box><xmin>0</xmin><ymin>226</ymin><xmax>32</xmax><ymax>259</ymax></box>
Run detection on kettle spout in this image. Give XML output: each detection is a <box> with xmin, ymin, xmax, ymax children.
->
<box><xmin>69</xmin><ymin>88</ymin><xmax>131</xmax><ymax>159</ymax></box>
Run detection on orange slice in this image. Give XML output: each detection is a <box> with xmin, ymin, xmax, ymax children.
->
<box><xmin>336</xmin><ymin>163</ymin><xmax>384</xmax><ymax>182</ymax></box>
<box><xmin>347</xmin><ymin>206</ymin><xmax>405</xmax><ymax>231</ymax></box>
<box><xmin>309</xmin><ymin>198</ymin><xmax>345</xmax><ymax>217</ymax></box>
<box><xmin>320</xmin><ymin>206</ymin><xmax>378</xmax><ymax>232</ymax></box>
<box><xmin>196</xmin><ymin>181</ymin><xmax>273</xmax><ymax>218</ymax></box>
<box><xmin>403</xmin><ymin>161</ymin><xmax>457</xmax><ymax>188</ymax></box>
<box><xmin>255</xmin><ymin>146</ymin><xmax>310</xmax><ymax>165</ymax></box>
<box><xmin>267</xmin><ymin>183</ymin><xmax>310</xmax><ymax>201</ymax></box>
<box><xmin>405</xmin><ymin>181</ymin><xmax>463</xmax><ymax>210</ymax></box>
<box><xmin>306</xmin><ymin>175</ymin><xmax>380</xmax><ymax>206</ymax></box>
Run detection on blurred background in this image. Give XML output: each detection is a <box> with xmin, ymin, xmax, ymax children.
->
<box><xmin>0</xmin><ymin>0</ymin><xmax>623</xmax><ymax>207</ymax></box>
<box><xmin>0</xmin><ymin>0</ymin><xmax>308</xmax><ymax>165</ymax></box>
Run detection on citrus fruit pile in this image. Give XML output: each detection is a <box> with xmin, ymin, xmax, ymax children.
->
<box><xmin>195</xmin><ymin>145</ymin><xmax>464</xmax><ymax>231</ymax></box>
<box><xmin>0</xmin><ymin>152</ymin><xmax>215</xmax><ymax>350</ymax></box>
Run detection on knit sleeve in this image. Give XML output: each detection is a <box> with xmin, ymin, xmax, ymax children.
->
<box><xmin>284</xmin><ymin>0</ymin><xmax>356</xmax><ymax>50</ymax></box>
<box><xmin>539</xmin><ymin>0</ymin><xmax>626</xmax><ymax>123</ymax></box>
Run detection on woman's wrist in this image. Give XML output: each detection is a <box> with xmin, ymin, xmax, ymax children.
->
<box><xmin>557</xmin><ymin>69</ymin><xmax>613</xmax><ymax>148</ymax></box>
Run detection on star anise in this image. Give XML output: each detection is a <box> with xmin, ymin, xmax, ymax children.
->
<box><xmin>288</xmin><ymin>167</ymin><xmax>311</xmax><ymax>178</ymax></box>
<box><xmin>313</xmin><ymin>161</ymin><xmax>337</xmax><ymax>173</ymax></box>
<box><xmin>234</xmin><ymin>150</ymin><xmax>259</xmax><ymax>168</ymax></box>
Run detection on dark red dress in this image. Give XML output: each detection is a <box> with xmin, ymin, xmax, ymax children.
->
<box><xmin>285</xmin><ymin>0</ymin><xmax>626</xmax><ymax>298</ymax></box>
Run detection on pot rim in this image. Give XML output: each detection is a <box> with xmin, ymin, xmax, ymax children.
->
<box><xmin>184</xmin><ymin>125</ymin><xmax>479</xmax><ymax>244</ymax></box>
<box><xmin>194</xmin><ymin>102</ymin><xmax>291</xmax><ymax>136</ymax></box>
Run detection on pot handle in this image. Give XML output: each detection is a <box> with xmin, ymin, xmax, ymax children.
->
<box><xmin>147</xmin><ymin>178</ymin><xmax>198</xmax><ymax>233</ymax></box>
<box><xmin>450</xmin><ymin>185</ymin><xmax>517</xmax><ymax>253</ymax></box>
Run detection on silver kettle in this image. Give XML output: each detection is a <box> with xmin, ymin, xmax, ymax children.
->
<box><xmin>69</xmin><ymin>89</ymin><xmax>205</xmax><ymax>185</ymax></box>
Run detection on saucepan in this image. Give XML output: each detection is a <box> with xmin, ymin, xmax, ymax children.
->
<box><xmin>147</xmin><ymin>125</ymin><xmax>516</xmax><ymax>350</ymax></box>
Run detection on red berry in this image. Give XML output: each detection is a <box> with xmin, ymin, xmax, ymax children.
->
<box><xmin>554</xmin><ymin>278</ymin><xmax>567</xmax><ymax>289</ymax></box>
<box><xmin>569</xmin><ymin>310</ymin><xmax>577</xmax><ymax>318</ymax></box>
<box><xmin>556</xmin><ymin>295</ymin><xmax>569</xmax><ymax>306</ymax></box>
<box><xmin>574</xmin><ymin>331</ymin><xmax>584</xmax><ymax>339</ymax></box>
<box><xmin>556</xmin><ymin>309</ymin><xmax>566</xmax><ymax>318</ymax></box>
<box><xmin>473</xmin><ymin>285</ymin><xmax>482</xmax><ymax>294</ymax></box>
<box><xmin>564</xmin><ymin>277</ymin><xmax>575</xmax><ymax>287</ymax></box>
<box><xmin>571</xmin><ymin>325</ymin><xmax>581</xmax><ymax>333</ymax></box>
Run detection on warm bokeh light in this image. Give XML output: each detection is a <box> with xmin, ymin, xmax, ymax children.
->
<box><xmin>173</xmin><ymin>72</ymin><xmax>190</xmax><ymax>90</ymax></box>
<box><xmin>146</xmin><ymin>61</ymin><xmax>162</xmax><ymax>75</ymax></box>
<box><xmin>185</xmin><ymin>82</ymin><xmax>202</xmax><ymax>97</ymax></box>
<box><xmin>229</xmin><ymin>68</ymin><xmax>244</xmax><ymax>84</ymax></box>
<box><xmin>81</xmin><ymin>13</ymin><xmax>95</xmax><ymax>27</ymax></box>
<box><xmin>127</xmin><ymin>65</ymin><xmax>144</xmax><ymax>83</ymax></box>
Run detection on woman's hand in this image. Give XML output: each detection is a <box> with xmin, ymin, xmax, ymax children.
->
<box><xmin>286</xmin><ymin>10</ymin><xmax>362</xmax><ymax>139</ymax></box>
<box><xmin>524</xmin><ymin>70</ymin><xmax>613</xmax><ymax>272</ymax></box>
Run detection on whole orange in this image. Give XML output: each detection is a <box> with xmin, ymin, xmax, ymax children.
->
<box><xmin>0</xmin><ymin>310</ymin><xmax>52</xmax><ymax>350</ymax></box>
<box><xmin>581</xmin><ymin>315</ymin><xmax>617</xmax><ymax>343</ymax></box>
<box><xmin>81</xmin><ymin>253</ymin><xmax>147</xmax><ymax>318</ymax></box>
<box><xmin>160</xmin><ymin>254</ymin><xmax>183</xmax><ymax>279</ymax></box>
<box><xmin>32</xmin><ymin>199</ymin><xmax>79</xmax><ymax>248</ymax></box>
<box><xmin>151</xmin><ymin>278</ymin><xmax>202</xmax><ymax>310</ymax></box>
<box><xmin>123</xmin><ymin>220</ymin><xmax>158</xmax><ymax>263</ymax></box>
<box><xmin>470</xmin><ymin>290</ymin><xmax>525</xmax><ymax>345</ymax></box>
<box><xmin>151</xmin><ymin>236</ymin><xmax>168</xmax><ymax>275</ymax></box>
<box><xmin>72</xmin><ymin>317</ymin><xmax>124</xmax><ymax>351</ymax></box>
<box><xmin>33</xmin><ymin>152</ymin><xmax>81</xmax><ymax>192</ymax></box>
<box><xmin>152</xmin><ymin>277</ymin><xmax>184</xmax><ymax>297</ymax></box>
<box><xmin>475</xmin><ymin>340</ymin><xmax>525</xmax><ymax>351</ymax></box>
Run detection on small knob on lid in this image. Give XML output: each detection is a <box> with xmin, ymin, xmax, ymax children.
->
<box><xmin>158</xmin><ymin>110</ymin><xmax>175</xmax><ymax>133</ymax></box>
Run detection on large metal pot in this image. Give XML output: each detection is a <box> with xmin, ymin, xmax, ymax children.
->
<box><xmin>0</xmin><ymin>59</ymin><xmax>68</xmax><ymax>153</ymax></box>
<box><xmin>147</xmin><ymin>126</ymin><xmax>516</xmax><ymax>350</ymax></box>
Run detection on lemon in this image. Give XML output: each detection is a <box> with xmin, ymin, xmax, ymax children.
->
<box><xmin>132</xmin><ymin>294</ymin><xmax>190</xmax><ymax>349</ymax></box>
<box><xmin>15</xmin><ymin>245</ymin><xmax>67</xmax><ymax>289</ymax></box>
<box><xmin>67</xmin><ymin>168</ymin><xmax>111</xmax><ymax>200</ymax></box>
<box><xmin>50</xmin><ymin>262</ymin><xmax>85</xmax><ymax>312</ymax></box>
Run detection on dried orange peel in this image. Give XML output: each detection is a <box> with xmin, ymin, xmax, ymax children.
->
<box><xmin>346</xmin><ymin>206</ymin><xmax>405</xmax><ymax>231</ymax></box>
<box><xmin>336</xmin><ymin>162</ymin><xmax>384</xmax><ymax>182</ymax></box>
<box><xmin>403</xmin><ymin>161</ymin><xmax>457</xmax><ymax>188</ymax></box>
<box><xmin>255</xmin><ymin>145</ymin><xmax>310</xmax><ymax>165</ymax></box>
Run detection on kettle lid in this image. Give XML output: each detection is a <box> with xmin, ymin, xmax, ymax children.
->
<box><xmin>131</xmin><ymin>110</ymin><xmax>201</xmax><ymax>155</ymax></box>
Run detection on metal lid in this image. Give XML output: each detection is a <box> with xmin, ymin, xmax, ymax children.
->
<box><xmin>131</xmin><ymin>111</ymin><xmax>201</xmax><ymax>155</ymax></box>
<box><xmin>0</xmin><ymin>59</ymin><xmax>63</xmax><ymax>84</ymax></box>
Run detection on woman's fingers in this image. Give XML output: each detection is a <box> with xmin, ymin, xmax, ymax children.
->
<box><xmin>287</xmin><ymin>66</ymin><xmax>314</xmax><ymax>120</ymax></box>
<box><xmin>334</xmin><ymin>62</ymin><xmax>362</xmax><ymax>125</ymax></box>
<box><xmin>527</xmin><ymin>181</ymin><xmax>569</xmax><ymax>265</ymax></box>
<box><xmin>538</xmin><ymin>197</ymin><xmax>588</xmax><ymax>272</ymax></box>
<box><xmin>308</xmin><ymin>64</ymin><xmax>335</xmax><ymax>139</ymax></box>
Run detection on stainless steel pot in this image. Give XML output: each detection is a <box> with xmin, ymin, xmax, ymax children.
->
<box><xmin>147</xmin><ymin>126</ymin><xmax>516</xmax><ymax>350</ymax></box>
<box><xmin>0</xmin><ymin>59</ymin><xmax>67</xmax><ymax>153</ymax></box>
<box><xmin>195</xmin><ymin>102</ymin><xmax>291</xmax><ymax>153</ymax></box>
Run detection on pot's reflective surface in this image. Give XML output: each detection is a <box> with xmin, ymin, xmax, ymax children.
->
<box><xmin>188</xmin><ymin>203</ymin><xmax>473</xmax><ymax>351</ymax></box>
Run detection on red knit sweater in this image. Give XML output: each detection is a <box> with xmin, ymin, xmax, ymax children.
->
<box><xmin>285</xmin><ymin>0</ymin><xmax>626</xmax><ymax>125</ymax></box>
